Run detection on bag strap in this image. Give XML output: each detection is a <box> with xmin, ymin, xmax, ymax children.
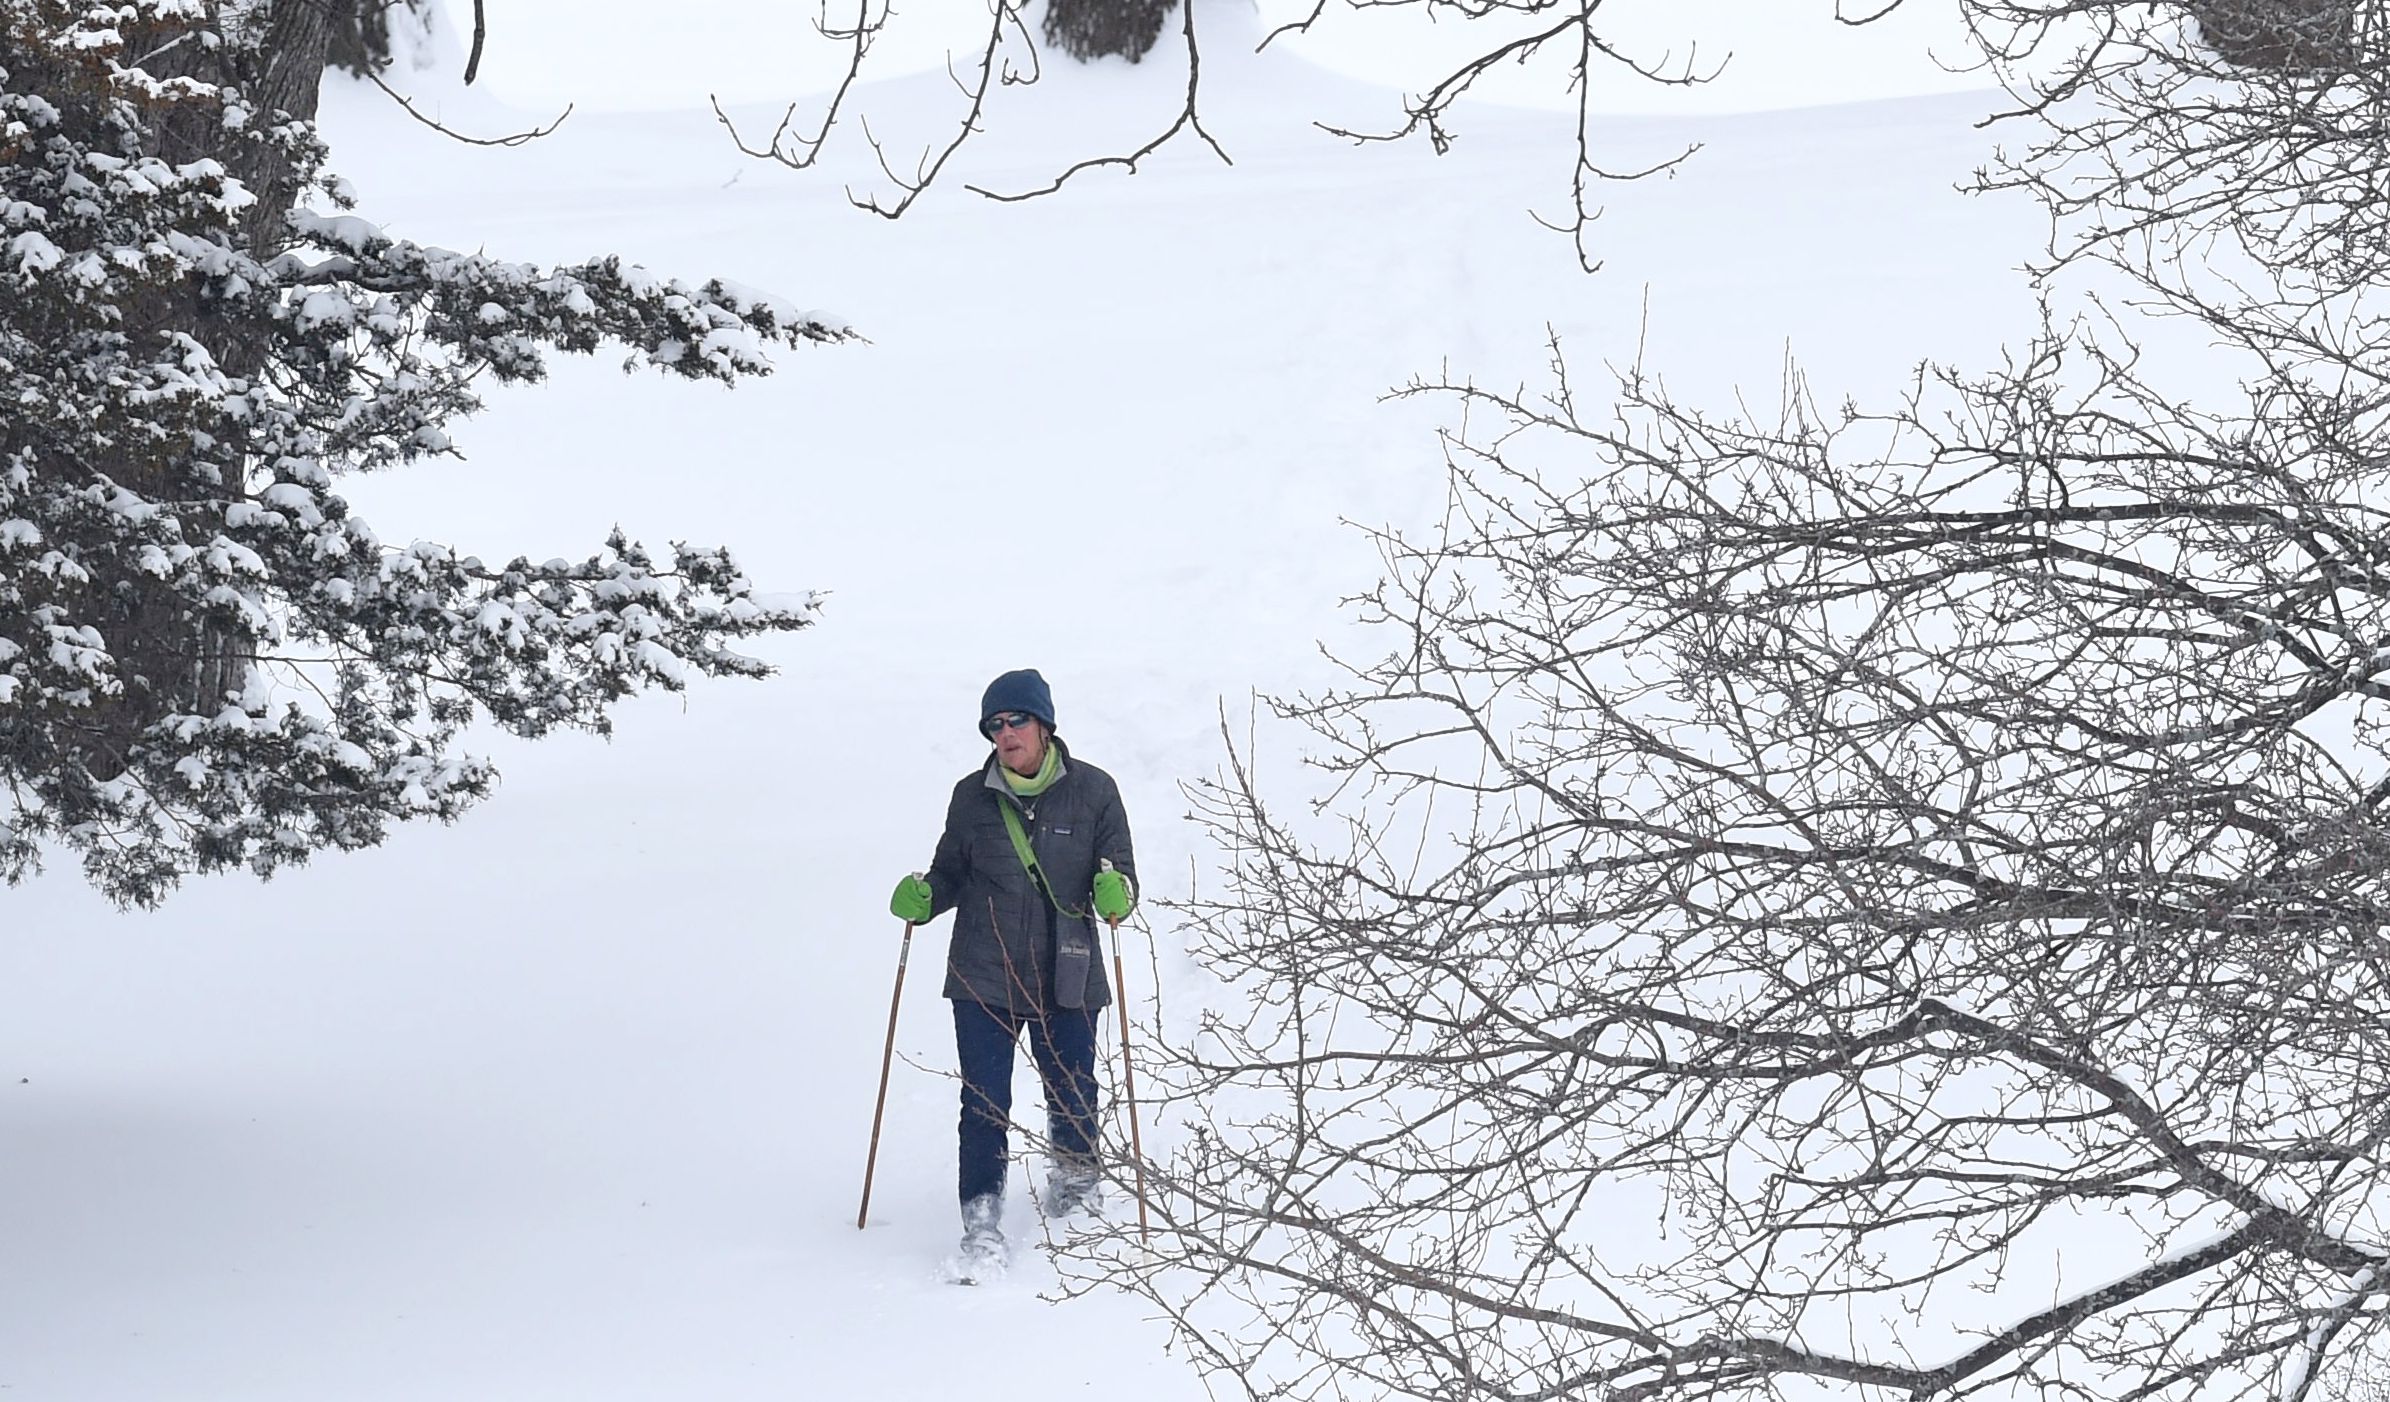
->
<box><xmin>997</xmin><ymin>796</ymin><xmax>1087</xmax><ymax>921</ymax></box>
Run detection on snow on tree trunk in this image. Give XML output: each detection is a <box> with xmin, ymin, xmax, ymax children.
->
<box><xmin>1042</xmin><ymin>0</ymin><xmax>1176</xmax><ymax>63</ymax></box>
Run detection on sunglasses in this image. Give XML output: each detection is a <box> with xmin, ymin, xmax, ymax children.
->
<box><xmin>982</xmin><ymin>711</ymin><xmax>1040</xmax><ymax>738</ymax></box>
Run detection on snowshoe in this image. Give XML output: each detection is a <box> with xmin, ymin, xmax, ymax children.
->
<box><xmin>952</xmin><ymin>1194</ymin><xmax>1009</xmax><ymax>1285</ymax></box>
<box><xmin>1044</xmin><ymin>1155</ymin><xmax>1103</xmax><ymax>1221</ymax></box>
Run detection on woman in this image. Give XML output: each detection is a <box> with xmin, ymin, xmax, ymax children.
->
<box><xmin>888</xmin><ymin>668</ymin><xmax>1137</xmax><ymax>1278</ymax></box>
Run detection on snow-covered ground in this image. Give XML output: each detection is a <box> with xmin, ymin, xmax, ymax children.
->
<box><xmin>1</xmin><ymin>16</ymin><xmax>2042</xmax><ymax>1401</ymax></box>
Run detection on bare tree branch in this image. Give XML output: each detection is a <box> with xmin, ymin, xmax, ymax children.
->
<box><xmin>966</xmin><ymin>0</ymin><xmax>1231</xmax><ymax>203</ymax></box>
<box><xmin>463</xmin><ymin>0</ymin><xmax>485</xmax><ymax>85</ymax></box>
<box><xmin>364</xmin><ymin>69</ymin><xmax>569</xmax><ymax>147</ymax></box>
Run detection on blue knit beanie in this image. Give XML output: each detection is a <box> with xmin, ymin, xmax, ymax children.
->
<box><xmin>979</xmin><ymin>668</ymin><xmax>1056</xmax><ymax>733</ymax></box>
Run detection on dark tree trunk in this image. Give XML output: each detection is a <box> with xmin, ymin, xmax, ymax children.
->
<box><xmin>2187</xmin><ymin>0</ymin><xmax>2358</xmax><ymax>69</ymax></box>
<box><xmin>1042</xmin><ymin>0</ymin><xmax>1177</xmax><ymax>63</ymax></box>
<box><xmin>328</xmin><ymin>0</ymin><xmax>430</xmax><ymax>77</ymax></box>
<box><xmin>223</xmin><ymin>2</ymin><xmax>335</xmax><ymax>253</ymax></box>
<box><xmin>74</xmin><ymin>1</ymin><xmax>333</xmax><ymax>776</ymax></box>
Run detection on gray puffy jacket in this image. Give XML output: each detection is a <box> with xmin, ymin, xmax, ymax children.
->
<box><xmin>923</xmin><ymin>737</ymin><xmax>1137</xmax><ymax>1014</ymax></box>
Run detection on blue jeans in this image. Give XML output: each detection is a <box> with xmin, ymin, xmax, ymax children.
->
<box><xmin>952</xmin><ymin>998</ymin><xmax>1101</xmax><ymax>1207</ymax></box>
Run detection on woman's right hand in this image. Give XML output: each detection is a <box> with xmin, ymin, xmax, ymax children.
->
<box><xmin>889</xmin><ymin>872</ymin><xmax>933</xmax><ymax>924</ymax></box>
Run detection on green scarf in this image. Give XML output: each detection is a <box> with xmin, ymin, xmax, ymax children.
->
<box><xmin>1000</xmin><ymin>743</ymin><xmax>1062</xmax><ymax>797</ymax></box>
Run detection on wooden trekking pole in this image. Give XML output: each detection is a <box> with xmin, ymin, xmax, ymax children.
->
<box><xmin>857</xmin><ymin>920</ymin><xmax>916</xmax><ymax>1230</ymax></box>
<box><xmin>1107</xmin><ymin>914</ymin><xmax>1151</xmax><ymax>1243</ymax></box>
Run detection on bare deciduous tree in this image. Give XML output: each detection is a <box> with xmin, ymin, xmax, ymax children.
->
<box><xmin>1033</xmin><ymin>4</ymin><xmax>2390</xmax><ymax>1400</ymax></box>
<box><xmin>719</xmin><ymin>0</ymin><xmax>2384</xmax><ymax>277</ymax></box>
<box><xmin>721</xmin><ymin>0</ymin><xmax>1712</xmax><ymax>266</ymax></box>
<box><xmin>1957</xmin><ymin>1</ymin><xmax>2385</xmax><ymax>304</ymax></box>
<box><xmin>1076</xmin><ymin>328</ymin><xmax>2390</xmax><ymax>1400</ymax></box>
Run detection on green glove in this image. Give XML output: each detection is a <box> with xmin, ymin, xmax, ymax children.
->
<box><xmin>890</xmin><ymin>872</ymin><xmax>933</xmax><ymax>924</ymax></box>
<box><xmin>1091</xmin><ymin>862</ymin><xmax>1134</xmax><ymax>923</ymax></box>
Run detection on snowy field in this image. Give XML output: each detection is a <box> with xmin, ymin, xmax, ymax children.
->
<box><xmin>1</xmin><ymin>14</ymin><xmax>2042</xmax><ymax>1400</ymax></box>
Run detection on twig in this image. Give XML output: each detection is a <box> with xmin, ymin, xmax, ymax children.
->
<box><xmin>366</xmin><ymin>71</ymin><xmax>571</xmax><ymax>148</ymax></box>
<box><xmin>968</xmin><ymin>0</ymin><xmax>1230</xmax><ymax>202</ymax></box>
<box><xmin>464</xmin><ymin>0</ymin><xmax>487</xmax><ymax>85</ymax></box>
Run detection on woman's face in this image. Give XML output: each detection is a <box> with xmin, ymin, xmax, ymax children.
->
<box><xmin>991</xmin><ymin>714</ymin><xmax>1049</xmax><ymax>777</ymax></box>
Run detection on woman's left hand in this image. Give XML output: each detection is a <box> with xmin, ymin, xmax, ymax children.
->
<box><xmin>1092</xmin><ymin>862</ymin><xmax>1135</xmax><ymax>922</ymax></box>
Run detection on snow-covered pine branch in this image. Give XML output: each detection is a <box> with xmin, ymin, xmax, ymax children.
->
<box><xmin>1</xmin><ymin>1</ymin><xmax>854</xmax><ymax>905</ymax></box>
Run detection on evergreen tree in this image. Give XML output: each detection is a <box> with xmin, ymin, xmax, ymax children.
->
<box><xmin>1042</xmin><ymin>0</ymin><xmax>1177</xmax><ymax>63</ymax></box>
<box><xmin>0</xmin><ymin>1</ymin><xmax>849</xmax><ymax>905</ymax></box>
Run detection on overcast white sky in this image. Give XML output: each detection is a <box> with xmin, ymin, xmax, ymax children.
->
<box><xmin>456</xmin><ymin>0</ymin><xmax>1988</xmax><ymax>114</ymax></box>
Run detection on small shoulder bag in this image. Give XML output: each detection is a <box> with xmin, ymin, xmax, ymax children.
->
<box><xmin>996</xmin><ymin>797</ymin><xmax>1096</xmax><ymax>1009</ymax></box>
